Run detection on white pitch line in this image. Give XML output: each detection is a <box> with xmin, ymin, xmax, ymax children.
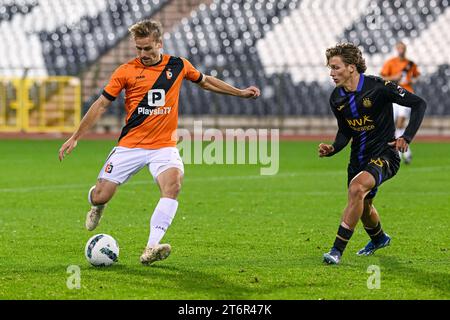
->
<box><xmin>0</xmin><ymin>172</ymin><xmax>308</xmax><ymax>193</ymax></box>
<box><xmin>0</xmin><ymin>165</ymin><xmax>448</xmax><ymax>194</ymax></box>
<box><xmin>221</xmin><ymin>191</ymin><xmax>450</xmax><ymax>196</ymax></box>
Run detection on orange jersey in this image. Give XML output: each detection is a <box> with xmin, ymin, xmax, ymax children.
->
<box><xmin>380</xmin><ymin>57</ymin><xmax>420</xmax><ymax>93</ymax></box>
<box><xmin>103</xmin><ymin>54</ymin><xmax>202</xmax><ymax>149</ymax></box>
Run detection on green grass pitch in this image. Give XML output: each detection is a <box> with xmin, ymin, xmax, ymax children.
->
<box><xmin>0</xmin><ymin>139</ymin><xmax>449</xmax><ymax>299</ymax></box>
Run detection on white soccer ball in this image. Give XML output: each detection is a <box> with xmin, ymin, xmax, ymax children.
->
<box><xmin>85</xmin><ymin>234</ymin><xmax>119</xmax><ymax>267</ymax></box>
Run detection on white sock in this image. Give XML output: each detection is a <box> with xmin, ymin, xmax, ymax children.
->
<box><xmin>395</xmin><ymin>128</ymin><xmax>412</xmax><ymax>160</ymax></box>
<box><xmin>88</xmin><ymin>186</ymin><xmax>105</xmax><ymax>208</ymax></box>
<box><xmin>147</xmin><ymin>198</ymin><xmax>178</xmax><ymax>247</ymax></box>
<box><xmin>395</xmin><ymin>128</ymin><xmax>405</xmax><ymax>138</ymax></box>
<box><xmin>395</xmin><ymin>128</ymin><xmax>407</xmax><ymax>159</ymax></box>
<box><xmin>404</xmin><ymin>146</ymin><xmax>412</xmax><ymax>160</ymax></box>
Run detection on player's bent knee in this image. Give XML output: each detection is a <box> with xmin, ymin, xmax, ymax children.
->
<box><xmin>348</xmin><ymin>182</ymin><xmax>367</xmax><ymax>200</ymax></box>
<box><xmin>90</xmin><ymin>182</ymin><xmax>117</xmax><ymax>205</ymax></box>
<box><xmin>91</xmin><ymin>189</ymin><xmax>109</xmax><ymax>205</ymax></box>
<box><xmin>162</xmin><ymin>181</ymin><xmax>181</xmax><ymax>199</ymax></box>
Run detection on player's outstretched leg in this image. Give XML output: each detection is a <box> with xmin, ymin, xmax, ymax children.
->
<box><xmin>86</xmin><ymin>186</ymin><xmax>106</xmax><ymax>231</ymax></box>
<box><xmin>324</xmin><ymin>172</ymin><xmax>375</xmax><ymax>264</ymax></box>
<box><xmin>357</xmin><ymin>201</ymin><xmax>391</xmax><ymax>256</ymax></box>
<box><xmin>85</xmin><ymin>180</ymin><xmax>117</xmax><ymax>231</ymax></box>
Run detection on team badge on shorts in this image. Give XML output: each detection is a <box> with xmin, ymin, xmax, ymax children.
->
<box><xmin>105</xmin><ymin>162</ymin><xmax>114</xmax><ymax>173</ymax></box>
<box><xmin>369</xmin><ymin>158</ymin><xmax>384</xmax><ymax>167</ymax></box>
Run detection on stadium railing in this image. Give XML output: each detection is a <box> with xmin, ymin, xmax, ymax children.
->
<box><xmin>0</xmin><ymin>75</ymin><xmax>81</xmax><ymax>133</ymax></box>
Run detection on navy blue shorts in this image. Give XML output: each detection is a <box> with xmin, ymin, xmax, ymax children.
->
<box><xmin>347</xmin><ymin>147</ymin><xmax>400</xmax><ymax>199</ymax></box>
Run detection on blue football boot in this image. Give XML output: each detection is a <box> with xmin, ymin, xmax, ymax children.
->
<box><xmin>356</xmin><ymin>234</ymin><xmax>391</xmax><ymax>256</ymax></box>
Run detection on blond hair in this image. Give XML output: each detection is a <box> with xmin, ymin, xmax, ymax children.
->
<box><xmin>129</xmin><ymin>20</ymin><xmax>163</xmax><ymax>41</ymax></box>
<box><xmin>326</xmin><ymin>43</ymin><xmax>367</xmax><ymax>73</ymax></box>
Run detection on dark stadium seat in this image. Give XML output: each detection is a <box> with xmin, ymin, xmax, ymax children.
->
<box><xmin>343</xmin><ymin>0</ymin><xmax>449</xmax><ymax>55</ymax></box>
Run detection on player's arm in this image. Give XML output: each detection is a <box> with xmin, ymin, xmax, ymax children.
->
<box><xmin>410</xmin><ymin>64</ymin><xmax>420</xmax><ymax>85</ymax></box>
<box><xmin>319</xmin><ymin>104</ymin><xmax>352</xmax><ymax>157</ymax></box>
<box><xmin>197</xmin><ymin>74</ymin><xmax>260</xmax><ymax>99</ymax></box>
<box><xmin>385</xmin><ymin>82</ymin><xmax>427</xmax><ymax>151</ymax></box>
<box><xmin>320</xmin><ymin>125</ymin><xmax>351</xmax><ymax>157</ymax></box>
<box><xmin>58</xmin><ymin>95</ymin><xmax>111</xmax><ymax>161</ymax></box>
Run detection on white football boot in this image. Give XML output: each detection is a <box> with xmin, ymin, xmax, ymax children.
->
<box><xmin>140</xmin><ymin>244</ymin><xmax>172</xmax><ymax>265</ymax></box>
<box><xmin>85</xmin><ymin>205</ymin><xmax>106</xmax><ymax>231</ymax></box>
<box><xmin>85</xmin><ymin>185</ymin><xmax>106</xmax><ymax>231</ymax></box>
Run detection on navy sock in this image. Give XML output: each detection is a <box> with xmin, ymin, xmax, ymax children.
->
<box><xmin>332</xmin><ymin>225</ymin><xmax>354</xmax><ymax>255</ymax></box>
<box><xmin>364</xmin><ymin>222</ymin><xmax>385</xmax><ymax>244</ymax></box>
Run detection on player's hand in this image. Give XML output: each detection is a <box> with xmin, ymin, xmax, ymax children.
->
<box><xmin>240</xmin><ymin>86</ymin><xmax>260</xmax><ymax>99</ymax></box>
<box><xmin>388</xmin><ymin>137</ymin><xmax>409</xmax><ymax>153</ymax></box>
<box><xmin>318</xmin><ymin>143</ymin><xmax>334</xmax><ymax>157</ymax></box>
<box><xmin>58</xmin><ymin>137</ymin><xmax>78</xmax><ymax>161</ymax></box>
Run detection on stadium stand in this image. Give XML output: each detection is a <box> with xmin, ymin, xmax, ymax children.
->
<box><xmin>0</xmin><ymin>0</ymin><xmax>449</xmax><ymax>134</ymax></box>
<box><xmin>39</xmin><ymin>0</ymin><xmax>170</xmax><ymax>76</ymax></box>
<box><xmin>0</xmin><ymin>0</ymin><xmax>37</xmax><ymax>22</ymax></box>
<box><xmin>164</xmin><ymin>0</ymin><xmax>450</xmax><ymax>117</ymax></box>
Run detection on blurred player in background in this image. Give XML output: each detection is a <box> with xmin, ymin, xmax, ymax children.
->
<box><xmin>381</xmin><ymin>41</ymin><xmax>420</xmax><ymax>164</ymax></box>
<box><xmin>319</xmin><ymin>43</ymin><xmax>426</xmax><ymax>265</ymax></box>
<box><xmin>59</xmin><ymin>20</ymin><xmax>260</xmax><ymax>266</ymax></box>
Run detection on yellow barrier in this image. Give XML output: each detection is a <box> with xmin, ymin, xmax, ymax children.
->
<box><xmin>0</xmin><ymin>76</ymin><xmax>81</xmax><ymax>132</ymax></box>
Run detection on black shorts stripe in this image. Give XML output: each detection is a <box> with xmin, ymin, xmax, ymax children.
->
<box><xmin>118</xmin><ymin>56</ymin><xmax>184</xmax><ymax>142</ymax></box>
<box><xmin>104</xmin><ymin>148</ymin><xmax>117</xmax><ymax>163</ymax></box>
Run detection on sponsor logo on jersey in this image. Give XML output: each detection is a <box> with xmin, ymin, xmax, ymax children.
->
<box><xmin>137</xmin><ymin>106</ymin><xmax>172</xmax><ymax>116</ymax></box>
<box><xmin>346</xmin><ymin>115</ymin><xmax>375</xmax><ymax>131</ymax></box>
<box><xmin>147</xmin><ymin>89</ymin><xmax>166</xmax><ymax>107</ymax></box>
<box><xmin>337</xmin><ymin>104</ymin><xmax>345</xmax><ymax>111</ymax></box>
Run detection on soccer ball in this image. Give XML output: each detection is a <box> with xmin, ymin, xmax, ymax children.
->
<box><xmin>85</xmin><ymin>234</ymin><xmax>119</xmax><ymax>267</ymax></box>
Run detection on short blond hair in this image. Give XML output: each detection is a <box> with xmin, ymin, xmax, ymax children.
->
<box><xmin>129</xmin><ymin>20</ymin><xmax>163</xmax><ymax>41</ymax></box>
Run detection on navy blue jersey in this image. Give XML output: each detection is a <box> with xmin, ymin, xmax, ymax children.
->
<box><xmin>328</xmin><ymin>74</ymin><xmax>426</xmax><ymax>167</ymax></box>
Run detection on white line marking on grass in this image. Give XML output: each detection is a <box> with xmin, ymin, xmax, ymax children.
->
<box><xmin>214</xmin><ymin>191</ymin><xmax>450</xmax><ymax>196</ymax></box>
<box><xmin>0</xmin><ymin>172</ymin><xmax>307</xmax><ymax>193</ymax></box>
<box><xmin>0</xmin><ymin>165</ymin><xmax>448</xmax><ymax>193</ymax></box>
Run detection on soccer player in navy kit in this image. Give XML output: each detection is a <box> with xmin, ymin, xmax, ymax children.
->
<box><xmin>319</xmin><ymin>43</ymin><xmax>426</xmax><ymax>265</ymax></box>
